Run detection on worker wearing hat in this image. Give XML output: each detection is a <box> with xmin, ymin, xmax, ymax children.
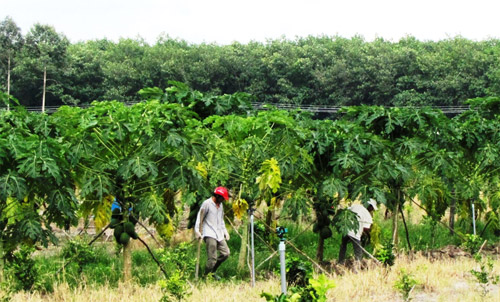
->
<box><xmin>338</xmin><ymin>198</ymin><xmax>378</xmax><ymax>264</ymax></box>
<box><xmin>194</xmin><ymin>187</ymin><xmax>231</xmax><ymax>280</ymax></box>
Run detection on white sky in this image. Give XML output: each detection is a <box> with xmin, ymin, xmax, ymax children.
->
<box><xmin>3</xmin><ymin>0</ymin><xmax>500</xmax><ymax>45</ymax></box>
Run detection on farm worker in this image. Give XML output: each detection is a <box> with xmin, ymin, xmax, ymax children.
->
<box><xmin>194</xmin><ymin>186</ymin><xmax>231</xmax><ymax>280</ymax></box>
<box><xmin>338</xmin><ymin>198</ymin><xmax>378</xmax><ymax>264</ymax></box>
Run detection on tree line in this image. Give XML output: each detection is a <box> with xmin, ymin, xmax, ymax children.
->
<box><xmin>2</xmin><ymin>16</ymin><xmax>500</xmax><ymax>108</ymax></box>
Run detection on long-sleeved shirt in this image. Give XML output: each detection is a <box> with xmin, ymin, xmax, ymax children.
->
<box><xmin>194</xmin><ymin>198</ymin><xmax>229</xmax><ymax>242</ymax></box>
<box><xmin>347</xmin><ymin>204</ymin><xmax>373</xmax><ymax>240</ymax></box>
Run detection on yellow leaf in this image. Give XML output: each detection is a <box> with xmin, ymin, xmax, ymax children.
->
<box><xmin>156</xmin><ymin>218</ymin><xmax>175</xmax><ymax>240</ymax></box>
<box><xmin>195</xmin><ymin>162</ymin><xmax>208</xmax><ymax>179</ymax></box>
<box><xmin>232</xmin><ymin>198</ymin><xmax>249</xmax><ymax>220</ymax></box>
<box><xmin>94</xmin><ymin>195</ymin><xmax>113</xmax><ymax>232</ymax></box>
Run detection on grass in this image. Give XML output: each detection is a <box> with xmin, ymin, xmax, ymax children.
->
<box><xmin>2</xmin><ymin>205</ymin><xmax>500</xmax><ymax>301</ymax></box>
<box><xmin>4</xmin><ymin>255</ymin><xmax>500</xmax><ymax>301</ymax></box>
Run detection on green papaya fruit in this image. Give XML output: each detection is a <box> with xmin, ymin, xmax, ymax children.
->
<box><xmin>119</xmin><ymin>232</ymin><xmax>131</xmax><ymax>245</ymax></box>
<box><xmin>124</xmin><ymin>221</ymin><xmax>135</xmax><ymax>236</ymax></box>
<box><xmin>113</xmin><ymin>224</ymin><xmax>124</xmax><ymax>242</ymax></box>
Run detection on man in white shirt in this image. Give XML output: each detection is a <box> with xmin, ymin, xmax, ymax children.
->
<box><xmin>194</xmin><ymin>187</ymin><xmax>231</xmax><ymax>279</ymax></box>
<box><xmin>338</xmin><ymin>198</ymin><xmax>378</xmax><ymax>264</ymax></box>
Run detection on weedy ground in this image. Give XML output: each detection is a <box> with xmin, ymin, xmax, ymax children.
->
<box><xmin>3</xmin><ymin>205</ymin><xmax>500</xmax><ymax>301</ymax></box>
<box><xmin>4</xmin><ymin>254</ymin><xmax>499</xmax><ymax>302</ymax></box>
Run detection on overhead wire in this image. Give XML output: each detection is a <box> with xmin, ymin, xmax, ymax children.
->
<box><xmin>3</xmin><ymin>101</ymin><xmax>473</xmax><ymax>115</ymax></box>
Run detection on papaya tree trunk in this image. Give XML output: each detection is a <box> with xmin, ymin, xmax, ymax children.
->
<box><xmin>399</xmin><ymin>204</ymin><xmax>412</xmax><ymax>251</ymax></box>
<box><xmin>449</xmin><ymin>196</ymin><xmax>456</xmax><ymax>235</ymax></box>
<box><xmin>392</xmin><ymin>201</ymin><xmax>399</xmax><ymax>246</ymax></box>
<box><xmin>265</xmin><ymin>209</ymin><xmax>273</xmax><ymax>238</ymax></box>
<box><xmin>237</xmin><ymin>218</ymin><xmax>248</xmax><ymax>270</ymax></box>
<box><xmin>316</xmin><ymin>235</ymin><xmax>325</xmax><ymax>263</ymax></box>
<box><xmin>123</xmin><ymin>242</ymin><xmax>132</xmax><ymax>282</ymax></box>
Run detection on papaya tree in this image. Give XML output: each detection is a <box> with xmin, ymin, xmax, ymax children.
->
<box><xmin>341</xmin><ymin>105</ymin><xmax>451</xmax><ymax>246</ymax></box>
<box><xmin>0</xmin><ymin>100</ymin><xmax>78</xmax><ymax>280</ymax></box>
<box><xmin>451</xmin><ymin>97</ymin><xmax>500</xmax><ymax>236</ymax></box>
<box><xmin>141</xmin><ymin>82</ymin><xmax>314</xmax><ymax>272</ymax></box>
<box><xmin>51</xmin><ymin>100</ymin><xmax>205</xmax><ymax>281</ymax></box>
<box><xmin>199</xmin><ymin>108</ymin><xmax>313</xmax><ymax>270</ymax></box>
<box><xmin>301</xmin><ymin>117</ymin><xmax>386</xmax><ymax>261</ymax></box>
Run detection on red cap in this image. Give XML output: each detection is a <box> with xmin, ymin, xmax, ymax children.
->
<box><xmin>214</xmin><ymin>187</ymin><xmax>229</xmax><ymax>201</ymax></box>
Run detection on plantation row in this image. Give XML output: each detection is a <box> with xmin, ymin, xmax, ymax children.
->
<box><xmin>2</xmin><ymin>16</ymin><xmax>500</xmax><ymax>108</ymax></box>
<box><xmin>1</xmin><ymin>83</ymin><xmax>500</xmax><ymax>265</ymax></box>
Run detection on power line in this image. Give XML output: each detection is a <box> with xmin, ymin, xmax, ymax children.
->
<box><xmin>1</xmin><ymin>101</ymin><xmax>472</xmax><ymax>115</ymax></box>
<box><xmin>251</xmin><ymin>102</ymin><xmax>471</xmax><ymax>114</ymax></box>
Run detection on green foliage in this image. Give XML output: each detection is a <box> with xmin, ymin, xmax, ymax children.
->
<box><xmin>375</xmin><ymin>242</ymin><xmax>395</xmax><ymax>266</ymax></box>
<box><xmin>157</xmin><ymin>242</ymin><xmax>196</xmax><ymax>301</ymax></box>
<box><xmin>159</xmin><ymin>271</ymin><xmax>189</xmax><ymax>302</ymax></box>
<box><xmin>3</xmin><ymin>22</ymin><xmax>500</xmax><ymax>108</ymax></box>
<box><xmin>0</xmin><ymin>105</ymin><xmax>78</xmax><ymax>253</ymax></box>
<box><xmin>470</xmin><ymin>255</ymin><xmax>499</xmax><ymax>297</ymax></box>
<box><xmin>332</xmin><ymin>209</ymin><xmax>358</xmax><ymax>237</ymax></box>
<box><xmin>261</xmin><ymin>292</ymin><xmax>295</xmax><ymax>302</ymax></box>
<box><xmin>307</xmin><ymin>274</ymin><xmax>336</xmax><ymax>302</ymax></box>
<box><xmin>461</xmin><ymin>234</ymin><xmax>483</xmax><ymax>255</ymax></box>
<box><xmin>61</xmin><ymin>238</ymin><xmax>97</xmax><ymax>271</ymax></box>
<box><xmin>286</xmin><ymin>257</ymin><xmax>312</xmax><ymax>288</ymax></box>
<box><xmin>394</xmin><ymin>269</ymin><xmax>418</xmax><ymax>302</ymax></box>
<box><xmin>6</xmin><ymin>245</ymin><xmax>48</xmax><ymax>293</ymax></box>
<box><xmin>261</xmin><ymin>273</ymin><xmax>335</xmax><ymax>302</ymax></box>
<box><xmin>0</xmin><ymin>91</ymin><xmax>19</xmax><ymax>107</ymax></box>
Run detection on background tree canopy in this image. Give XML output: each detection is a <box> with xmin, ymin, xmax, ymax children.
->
<box><xmin>2</xmin><ymin>17</ymin><xmax>500</xmax><ymax>108</ymax></box>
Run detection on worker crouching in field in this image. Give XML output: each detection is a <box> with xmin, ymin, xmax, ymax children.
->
<box><xmin>194</xmin><ymin>187</ymin><xmax>231</xmax><ymax>280</ymax></box>
<box><xmin>338</xmin><ymin>199</ymin><xmax>378</xmax><ymax>264</ymax></box>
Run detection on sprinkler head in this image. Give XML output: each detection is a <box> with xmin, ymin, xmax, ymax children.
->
<box><xmin>276</xmin><ymin>226</ymin><xmax>288</xmax><ymax>241</ymax></box>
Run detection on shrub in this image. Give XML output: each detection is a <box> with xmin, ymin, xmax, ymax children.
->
<box><xmin>6</xmin><ymin>245</ymin><xmax>51</xmax><ymax>293</ymax></box>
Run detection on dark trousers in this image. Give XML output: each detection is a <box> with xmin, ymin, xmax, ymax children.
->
<box><xmin>338</xmin><ymin>235</ymin><xmax>363</xmax><ymax>264</ymax></box>
<box><xmin>204</xmin><ymin>237</ymin><xmax>230</xmax><ymax>274</ymax></box>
